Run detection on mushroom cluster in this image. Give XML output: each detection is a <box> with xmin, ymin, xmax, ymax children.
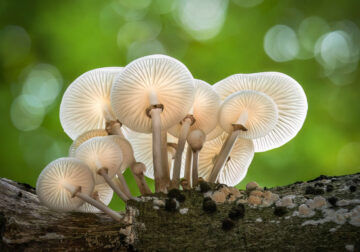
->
<box><xmin>36</xmin><ymin>54</ymin><xmax>307</xmax><ymax>221</ymax></box>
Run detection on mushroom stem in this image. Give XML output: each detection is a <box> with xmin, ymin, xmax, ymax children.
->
<box><xmin>161</xmin><ymin>131</ymin><xmax>170</xmax><ymax>186</ymax></box>
<box><xmin>184</xmin><ymin>145</ymin><xmax>192</xmax><ymax>189</ymax></box>
<box><xmin>62</xmin><ymin>182</ymin><xmax>122</xmax><ymax>221</ymax></box>
<box><xmin>106</xmin><ymin>120</ymin><xmax>125</xmax><ymax>138</ymax></box>
<box><xmin>116</xmin><ymin>172</ymin><xmax>133</xmax><ymax>198</ymax></box>
<box><xmin>171</xmin><ymin>117</ymin><xmax>192</xmax><ymax>188</ymax></box>
<box><xmin>97</xmin><ymin>168</ymin><xmax>129</xmax><ymax>202</ymax></box>
<box><xmin>130</xmin><ymin>162</ymin><xmax>152</xmax><ymax>195</ymax></box>
<box><xmin>192</xmin><ymin>150</ymin><xmax>199</xmax><ymax>187</ymax></box>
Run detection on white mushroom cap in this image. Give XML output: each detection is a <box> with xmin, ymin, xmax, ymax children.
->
<box><xmin>198</xmin><ymin>133</ymin><xmax>254</xmax><ymax>186</ymax></box>
<box><xmin>111</xmin><ymin>54</ymin><xmax>194</xmax><ymax>133</ymax></box>
<box><xmin>187</xmin><ymin>129</ymin><xmax>206</xmax><ymax>151</ymax></box>
<box><xmin>123</xmin><ymin>127</ymin><xmax>187</xmax><ymax>179</ymax></box>
<box><xmin>75</xmin><ymin>137</ymin><xmax>123</xmax><ymax>184</ymax></box>
<box><xmin>69</xmin><ymin>129</ymin><xmax>108</xmax><ymax>157</ymax></box>
<box><xmin>213</xmin><ymin>72</ymin><xmax>308</xmax><ymax>152</ymax></box>
<box><xmin>78</xmin><ymin>183</ymin><xmax>113</xmax><ymax>213</ymax></box>
<box><xmin>219</xmin><ymin>90</ymin><xmax>278</xmax><ymax>139</ymax></box>
<box><xmin>60</xmin><ymin>67</ymin><xmax>123</xmax><ymax>140</ymax></box>
<box><xmin>105</xmin><ymin>135</ymin><xmax>135</xmax><ymax>172</ymax></box>
<box><xmin>36</xmin><ymin>157</ymin><xmax>94</xmax><ymax>212</ymax></box>
<box><xmin>168</xmin><ymin>79</ymin><xmax>220</xmax><ymax>137</ymax></box>
<box><xmin>206</xmin><ymin>124</ymin><xmax>224</xmax><ymax>141</ymax></box>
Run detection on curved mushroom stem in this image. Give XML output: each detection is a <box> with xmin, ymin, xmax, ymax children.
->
<box><xmin>171</xmin><ymin>116</ymin><xmax>193</xmax><ymax>188</ymax></box>
<box><xmin>106</xmin><ymin>120</ymin><xmax>125</xmax><ymax>138</ymax></box>
<box><xmin>183</xmin><ymin>146</ymin><xmax>192</xmax><ymax>189</ymax></box>
<box><xmin>97</xmin><ymin>168</ymin><xmax>129</xmax><ymax>202</ymax></box>
<box><xmin>161</xmin><ymin>131</ymin><xmax>170</xmax><ymax>186</ymax></box>
<box><xmin>116</xmin><ymin>172</ymin><xmax>133</xmax><ymax>199</ymax></box>
<box><xmin>62</xmin><ymin>182</ymin><xmax>122</xmax><ymax>222</ymax></box>
<box><xmin>130</xmin><ymin>162</ymin><xmax>152</xmax><ymax>195</ymax></box>
<box><xmin>192</xmin><ymin>151</ymin><xmax>199</xmax><ymax>187</ymax></box>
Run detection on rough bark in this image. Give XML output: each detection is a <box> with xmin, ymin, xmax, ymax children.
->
<box><xmin>0</xmin><ymin>173</ymin><xmax>359</xmax><ymax>251</ymax></box>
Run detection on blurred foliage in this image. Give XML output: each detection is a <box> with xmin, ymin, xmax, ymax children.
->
<box><xmin>0</xmin><ymin>0</ymin><xmax>359</xmax><ymax>211</ymax></box>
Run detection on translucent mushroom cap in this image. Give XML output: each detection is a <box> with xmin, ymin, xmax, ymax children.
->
<box><xmin>213</xmin><ymin>72</ymin><xmax>308</xmax><ymax>152</ymax></box>
<box><xmin>168</xmin><ymin>79</ymin><xmax>220</xmax><ymax>137</ymax></box>
<box><xmin>36</xmin><ymin>157</ymin><xmax>95</xmax><ymax>212</ymax></box>
<box><xmin>60</xmin><ymin>67</ymin><xmax>123</xmax><ymax>140</ymax></box>
<box><xmin>219</xmin><ymin>90</ymin><xmax>278</xmax><ymax>139</ymax></box>
<box><xmin>111</xmin><ymin>54</ymin><xmax>195</xmax><ymax>133</ymax></box>
<box><xmin>198</xmin><ymin>133</ymin><xmax>254</xmax><ymax>186</ymax></box>
<box><xmin>78</xmin><ymin>183</ymin><xmax>113</xmax><ymax>213</ymax></box>
<box><xmin>75</xmin><ymin>137</ymin><xmax>123</xmax><ymax>184</ymax></box>
<box><xmin>123</xmin><ymin>127</ymin><xmax>186</xmax><ymax>179</ymax></box>
<box><xmin>69</xmin><ymin>129</ymin><xmax>108</xmax><ymax>157</ymax></box>
<box><xmin>105</xmin><ymin>135</ymin><xmax>135</xmax><ymax>172</ymax></box>
<box><xmin>206</xmin><ymin>124</ymin><xmax>224</xmax><ymax>141</ymax></box>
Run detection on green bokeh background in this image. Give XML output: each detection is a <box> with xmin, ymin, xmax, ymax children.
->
<box><xmin>1</xmin><ymin>0</ymin><xmax>359</xmax><ymax>211</ymax></box>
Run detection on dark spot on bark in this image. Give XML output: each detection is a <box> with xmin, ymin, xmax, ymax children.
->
<box><xmin>215</xmin><ymin>184</ymin><xmax>227</xmax><ymax>191</ymax></box>
<box><xmin>293</xmin><ymin>181</ymin><xmax>303</xmax><ymax>185</ymax></box>
<box><xmin>165</xmin><ymin>198</ymin><xmax>177</xmax><ymax>212</ymax></box>
<box><xmin>263</xmin><ymin>187</ymin><xmax>268</xmax><ymax>191</ymax></box>
<box><xmin>326</xmin><ymin>185</ymin><xmax>334</xmax><ymax>192</ymax></box>
<box><xmin>0</xmin><ymin>212</ymin><xmax>6</xmax><ymax>236</ymax></box>
<box><xmin>274</xmin><ymin>207</ymin><xmax>287</xmax><ymax>217</ymax></box>
<box><xmin>199</xmin><ymin>181</ymin><xmax>211</xmax><ymax>193</ymax></box>
<box><xmin>228</xmin><ymin>204</ymin><xmax>245</xmax><ymax>220</ymax></box>
<box><xmin>222</xmin><ymin>218</ymin><xmax>234</xmax><ymax>231</ymax></box>
<box><xmin>327</xmin><ymin>197</ymin><xmax>338</xmax><ymax>207</ymax></box>
<box><xmin>352</xmin><ymin>178</ymin><xmax>360</xmax><ymax>184</ymax></box>
<box><xmin>176</xmin><ymin>194</ymin><xmax>186</xmax><ymax>203</ymax></box>
<box><xmin>203</xmin><ymin>197</ymin><xmax>212</xmax><ymax>202</ymax></box>
<box><xmin>307</xmin><ymin>175</ymin><xmax>329</xmax><ymax>183</ymax></box>
<box><xmin>203</xmin><ymin>199</ymin><xmax>216</xmax><ymax>213</ymax></box>
<box><xmin>305</xmin><ymin>186</ymin><xmax>324</xmax><ymax>195</ymax></box>
<box><xmin>349</xmin><ymin>185</ymin><xmax>356</xmax><ymax>192</ymax></box>
<box><xmin>17</xmin><ymin>192</ymin><xmax>22</xmax><ymax>198</ymax></box>
<box><xmin>315</xmin><ymin>182</ymin><xmax>324</xmax><ymax>187</ymax></box>
<box><xmin>168</xmin><ymin>188</ymin><xmax>186</xmax><ymax>202</ymax></box>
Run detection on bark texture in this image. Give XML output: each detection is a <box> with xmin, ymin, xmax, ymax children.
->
<box><xmin>0</xmin><ymin>173</ymin><xmax>359</xmax><ymax>251</ymax></box>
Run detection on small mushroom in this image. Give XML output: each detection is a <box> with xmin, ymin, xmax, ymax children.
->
<box><xmin>75</xmin><ymin>137</ymin><xmax>129</xmax><ymax>202</ymax></box>
<box><xmin>60</xmin><ymin>67</ymin><xmax>124</xmax><ymax>140</ymax></box>
<box><xmin>168</xmin><ymin>80</ymin><xmax>220</xmax><ymax>188</ymax></box>
<box><xmin>208</xmin><ymin>90</ymin><xmax>277</xmax><ymax>182</ymax></box>
<box><xmin>111</xmin><ymin>55</ymin><xmax>194</xmax><ymax>192</ymax></box>
<box><xmin>187</xmin><ymin>129</ymin><xmax>206</xmax><ymax>187</ymax></box>
<box><xmin>78</xmin><ymin>183</ymin><xmax>113</xmax><ymax>213</ymax></box>
<box><xmin>183</xmin><ymin>145</ymin><xmax>192</xmax><ymax>189</ymax></box>
<box><xmin>69</xmin><ymin>129</ymin><xmax>108</xmax><ymax>157</ymax></box>
<box><xmin>198</xmin><ymin>133</ymin><xmax>254</xmax><ymax>186</ymax></box>
<box><xmin>36</xmin><ymin>157</ymin><xmax>121</xmax><ymax>221</ymax></box>
<box><xmin>213</xmin><ymin>72</ymin><xmax>307</xmax><ymax>152</ymax></box>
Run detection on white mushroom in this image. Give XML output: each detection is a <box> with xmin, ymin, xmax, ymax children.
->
<box><xmin>69</xmin><ymin>129</ymin><xmax>108</xmax><ymax>157</ymax></box>
<box><xmin>208</xmin><ymin>90</ymin><xmax>277</xmax><ymax>182</ymax></box>
<box><xmin>36</xmin><ymin>157</ymin><xmax>121</xmax><ymax>221</ymax></box>
<box><xmin>213</xmin><ymin>72</ymin><xmax>308</xmax><ymax>152</ymax></box>
<box><xmin>199</xmin><ymin>133</ymin><xmax>254</xmax><ymax>186</ymax></box>
<box><xmin>60</xmin><ymin>67</ymin><xmax>124</xmax><ymax>140</ymax></box>
<box><xmin>111</xmin><ymin>55</ymin><xmax>194</xmax><ymax>192</ymax></box>
<box><xmin>186</xmin><ymin>129</ymin><xmax>206</xmax><ymax>187</ymax></box>
<box><xmin>78</xmin><ymin>183</ymin><xmax>113</xmax><ymax>213</ymax></box>
<box><xmin>168</xmin><ymin>79</ymin><xmax>220</xmax><ymax>188</ymax></box>
<box><xmin>75</xmin><ymin>137</ymin><xmax>129</xmax><ymax>202</ymax></box>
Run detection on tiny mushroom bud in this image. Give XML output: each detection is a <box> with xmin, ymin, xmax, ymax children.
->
<box><xmin>187</xmin><ymin>129</ymin><xmax>206</xmax><ymax>187</ymax></box>
<box><xmin>78</xmin><ymin>183</ymin><xmax>113</xmax><ymax>213</ymax></box>
<box><xmin>111</xmin><ymin>55</ymin><xmax>194</xmax><ymax>192</ymax></box>
<box><xmin>69</xmin><ymin>129</ymin><xmax>108</xmax><ymax>157</ymax></box>
<box><xmin>60</xmin><ymin>67</ymin><xmax>124</xmax><ymax>140</ymax></box>
<box><xmin>75</xmin><ymin>137</ymin><xmax>129</xmax><ymax>202</ymax></box>
<box><xmin>36</xmin><ymin>158</ymin><xmax>121</xmax><ymax>221</ymax></box>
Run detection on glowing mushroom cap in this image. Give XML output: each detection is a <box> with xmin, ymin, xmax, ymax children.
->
<box><xmin>219</xmin><ymin>90</ymin><xmax>278</xmax><ymax>139</ymax></box>
<box><xmin>187</xmin><ymin>129</ymin><xmax>206</xmax><ymax>151</ymax></box>
<box><xmin>168</xmin><ymin>79</ymin><xmax>220</xmax><ymax>137</ymax></box>
<box><xmin>36</xmin><ymin>157</ymin><xmax>94</xmax><ymax>212</ymax></box>
<box><xmin>198</xmin><ymin>133</ymin><xmax>254</xmax><ymax>186</ymax></box>
<box><xmin>78</xmin><ymin>183</ymin><xmax>113</xmax><ymax>213</ymax></box>
<box><xmin>105</xmin><ymin>135</ymin><xmax>135</xmax><ymax>172</ymax></box>
<box><xmin>60</xmin><ymin>67</ymin><xmax>123</xmax><ymax>140</ymax></box>
<box><xmin>123</xmin><ymin>127</ymin><xmax>187</xmax><ymax>179</ymax></box>
<box><xmin>206</xmin><ymin>124</ymin><xmax>224</xmax><ymax>141</ymax></box>
<box><xmin>213</xmin><ymin>72</ymin><xmax>308</xmax><ymax>152</ymax></box>
<box><xmin>111</xmin><ymin>54</ymin><xmax>194</xmax><ymax>133</ymax></box>
<box><xmin>75</xmin><ymin>137</ymin><xmax>123</xmax><ymax>184</ymax></box>
<box><xmin>69</xmin><ymin>129</ymin><xmax>108</xmax><ymax>157</ymax></box>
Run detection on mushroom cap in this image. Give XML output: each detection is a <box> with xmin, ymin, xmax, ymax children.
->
<box><xmin>36</xmin><ymin>157</ymin><xmax>95</xmax><ymax>212</ymax></box>
<box><xmin>213</xmin><ymin>72</ymin><xmax>308</xmax><ymax>152</ymax></box>
<box><xmin>75</xmin><ymin>137</ymin><xmax>123</xmax><ymax>184</ymax></box>
<box><xmin>187</xmin><ymin>129</ymin><xmax>206</xmax><ymax>151</ymax></box>
<box><xmin>219</xmin><ymin>90</ymin><xmax>278</xmax><ymax>139</ymax></box>
<box><xmin>78</xmin><ymin>183</ymin><xmax>113</xmax><ymax>213</ymax></box>
<box><xmin>206</xmin><ymin>124</ymin><xmax>224</xmax><ymax>141</ymax></box>
<box><xmin>198</xmin><ymin>133</ymin><xmax>254</xmax><ymax>186</ymax></box>
<box><xmin>105</xmin><ymin>135</ymin><xmax>135</xmax><ymax>172</ymax></box>
<box><xmin>168</xmin><ymin>79</ymin><xmax>220</xmax><ymax>137</ymax></box>
<box><xmin>60</xmin><ymin>67</ymin><xmax>123</xmax><ymax>140</ymax></box>
<box><xmin>111</xmin><ymin>54</ymin><xmax>194</xmax><ymax>133</ymax></box>
<box><xmin>69</xmin><ymin>129</ymin><xmax>108</xmax><ymax>157</ymax></box>
<box><xmin>123</xmin><ymin>127</ymin><xmax>187</xmax><ymax>179</ymax></box>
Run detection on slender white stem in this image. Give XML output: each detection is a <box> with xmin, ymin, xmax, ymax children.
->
<box><xmin>192</xmin><ymin>151</ymin><xmax>199</xmax><ymax>187</ymax></box>
<box><xmin>171</xmin><ymin>118</ymin><xmax>191</xmax><ymax>188</ymax></box>
<box><xmin>130</xmin><ymin>162</ymin><xmax>152</xmax><ymax>195</ymax></box>
<box><xmin>110</xmin><ymin>122</ymin><xmax>125</xmax><ymax>138</ymax></box>
<box><xmin>161</xmin><ymin>131</ymin><xmax>170</xmax><ymax>186</ymax></box>
<box><xmin>208</xmin><ymin>130</ymin><xmax>240</xmax><ymax>183</ymax></box>
<box><xmin>116</xmin><ymin>172</ymin><xmax>133</xmax><ymax>198</ymax></box>
<box><xmin>184</xmin><ymin>145</ymin><xmax>192</xmax><ymax>188</ymax></box>
<box><xmin>98</xmin><ymin>168</ymin><xmax>129</xmax><ymax>202</ymax></box>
